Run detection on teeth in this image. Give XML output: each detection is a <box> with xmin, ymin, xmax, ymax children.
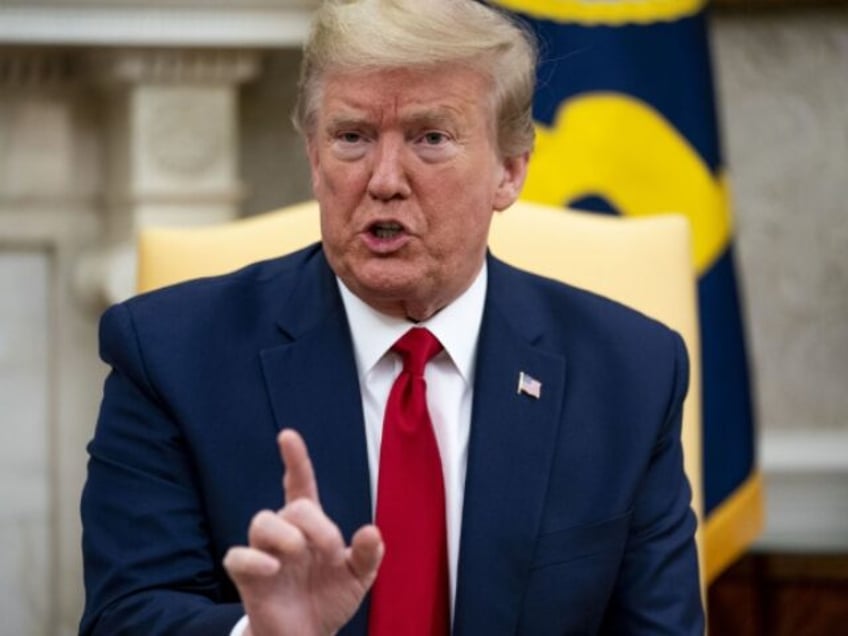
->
<box><xmin>371</xmin><ymin>222</ymin><xmax>402</xmax><ymax>239</ymax></box>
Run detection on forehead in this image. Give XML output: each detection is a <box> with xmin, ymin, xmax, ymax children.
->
<box><xmin>315</xmin><ymin>64</ymin><xmax>495</xmax><ymax>126</ymax></box>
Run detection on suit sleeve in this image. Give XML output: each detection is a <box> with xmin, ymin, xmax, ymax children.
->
<box><xmin>79</xmin><ymin>302</ymin><xmax>243</xmax><ymax>636</ymax></box>
<box><xmin>600</xmin><ymin>330</ymin><xmax>705</xmax><ymax>635</ymax></box>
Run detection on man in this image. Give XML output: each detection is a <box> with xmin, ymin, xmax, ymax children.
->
<box><xmin>80</xmin><ymin>0</ymin><xmax>703</xmax><ymax>634</ymax></box>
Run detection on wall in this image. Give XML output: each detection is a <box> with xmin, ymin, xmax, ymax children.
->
<box><xmin>711</xmin><ymin>6</ymin><xmax>848</xmax><ymax>550</ymax></box>
<box><xmin>241</xmin><ymin>48</ymin><xmax>312</xmax><ymax>215</ymax></box>
<box><xmin>712</xmin><ymin>7</ymin><xmax>848</xmax><ymax>433</ymax></box>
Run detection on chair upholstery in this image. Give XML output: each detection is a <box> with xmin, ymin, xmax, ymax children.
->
<box><xmin>137</xmin><ymin>198</ymin><xmax>704</xmax><ymax>593</ymax></box>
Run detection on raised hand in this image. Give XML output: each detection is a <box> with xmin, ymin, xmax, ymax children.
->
<box><xmin>224</xmin><ymin>429</ymin><xmax>384</xmax><ymax>636</ymax></box>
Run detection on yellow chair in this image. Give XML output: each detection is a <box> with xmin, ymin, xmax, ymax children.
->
<box><xmin>138</xmin><ymin>199</ymin><xmax>705</xmax><ymax>593</ymax></box>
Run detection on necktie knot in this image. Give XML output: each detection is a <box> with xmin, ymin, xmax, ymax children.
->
<box><xmin>392</xmin><ymin>327</ymin><xmax>442</xmax><ymax>377</ymax></box>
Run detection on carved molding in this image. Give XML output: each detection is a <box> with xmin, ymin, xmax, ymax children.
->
<box><xmin>27</xmin><ymin>1</ymin><xmax>317</xmax><ymax>6</ymax></box>
<box><xmin>72</xmin><ymin>49</ymin><xmax>260</xmax><ymax>308</ymax></box>
<box><xmin>147</xmin><ymin>95</ymin><xmax>226</xmax><ymax>177</ymax></box>
<box><xmin>0</xmin><ymin>49</ymin><xmax>76</xmax><ymax>88</ymax></box>
<box><xmin>88</xmin><ymin>48</ymin><xmax>260</xmax><ymax>86</ymax></box>
<box><xmin>757</xmin><ymin>430</ymin><xmax>848</xmax><ymax>551</ymax></box>
<box><xmin>0</xmin><ymin>4</ymin><xmax>316</xmax><ymax>48</ymax></box>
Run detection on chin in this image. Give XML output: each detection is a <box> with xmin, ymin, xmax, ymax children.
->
<box><xmin>358</xmin><ymin>278</ymin><xmax>417</xmax><ymax>302</ymax></box>
<box><xmin>352</xmin><ymin>260</ymin><xmax>419</xmax><ymax>290</ymax></box>
<box><xmin>355</xmin><ymin>274</ymin><xmax>426</xmax><ymax>308</ymax></box>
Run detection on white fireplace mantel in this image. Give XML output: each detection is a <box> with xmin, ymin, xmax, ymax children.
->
<box><xmin>1</xmin><ymin>4</ymin><xmax>317</xmax><ymax>311</ymax></box>
<box><xmin>0</xmin><ymin>9</ymin><xmax>313</xmax><ymax>631</ymax></box>
<box><xmin>0</xmin><ymin>1</ymin><xmax>318</xmax><ymax>48</ymax></box>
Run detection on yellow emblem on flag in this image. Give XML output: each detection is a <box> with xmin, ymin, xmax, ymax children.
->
<box><xmin>491</xmin><ymin>0</ymin><xmax>708</xmax><ymax>25</ymax></box>
<box><xmin>522</xmin><ymin>93</ymin><xmax>732</xmax><ymax>276</ymax></box>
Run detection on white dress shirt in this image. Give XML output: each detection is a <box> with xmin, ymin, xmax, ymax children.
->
<box><xmin>231</xmin><ymin>264</ymin><xmax>487</xmax><ymax>635</ymax></box>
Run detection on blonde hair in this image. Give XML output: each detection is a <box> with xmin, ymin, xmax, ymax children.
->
<box><xmin>294</xmin><ymin>0</ymin><xmax>537</xmax><ymax>157</ymax></box>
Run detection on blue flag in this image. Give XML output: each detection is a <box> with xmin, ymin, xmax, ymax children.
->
<box><xmin>492</xmin><ymin>0</ymin><xmax>763</xmax><ymax>581</ymax></box>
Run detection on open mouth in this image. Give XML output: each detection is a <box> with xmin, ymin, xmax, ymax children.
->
<box><xmin>368</xmin><ymin>221</ymin><xmax>404</xmax><ymax>239</ymax></box>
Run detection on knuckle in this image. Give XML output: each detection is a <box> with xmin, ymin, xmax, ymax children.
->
<box><xmin>282</xmin><ymin>497</ymin><xmax>316</xmax><ymax>520</ymax></box>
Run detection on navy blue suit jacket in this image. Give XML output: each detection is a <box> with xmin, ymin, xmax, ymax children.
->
<box><xmin>80</xmin><ymin>244</ymin><xmax>703</xmax><ymax>635</ymax></box>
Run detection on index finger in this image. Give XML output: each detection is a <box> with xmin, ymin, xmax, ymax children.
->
<box><xmin>279</xmin><ymin>428</ymin><xmax>320</xmax><ymax>504</ymax></box>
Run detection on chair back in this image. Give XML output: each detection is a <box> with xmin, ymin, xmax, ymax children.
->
<box><xmin>138</xmin><ymin>198</ymin><xmax>704</xmax><ymax>592</ymax></box>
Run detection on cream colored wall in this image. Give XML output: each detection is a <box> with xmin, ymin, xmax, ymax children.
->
<box><xmin>710</xmin><ymin>5</ymin><xmax>848</xmax><ymax>551</ymax></box>
<box><xmin>712</xmin><ymin>7</ymin><xmax>848</xmax><ymax>434</ymax></box>
<box><xmin>0</xmin><ymin>252</ymin><xmax>52</xmax><ymax>635</ymax></box>
<box><xmin>241</xmin><ymin>48</ymin><xmax>312</xmax><ymax>215</ymax></box>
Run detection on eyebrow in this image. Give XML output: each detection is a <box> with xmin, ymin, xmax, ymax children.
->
<box><xmin>324</xmin><ymin>114</ymin><xmax>370</xmax><ymax>133</ymax></box>
<box><xmin>403</xmin><ymin>107</ymin><xmax>464</xmax><ymax>129</ymax></box>
<box><xmin>323</xmin><ymin>105</ymin><xmax>466</xmax><ymax>133</ymax></box>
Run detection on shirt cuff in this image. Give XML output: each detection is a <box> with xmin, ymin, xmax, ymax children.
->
<box><xmin>230</xmin><ymin>614</ymin><xmax>250</xmax><ymax>636</ymax></box>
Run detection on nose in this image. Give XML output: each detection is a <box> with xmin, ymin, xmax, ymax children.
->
<box><xmin>367</xmin><ymin>135</ymin><xmax>411</xmax><ymax>201</ymax></box>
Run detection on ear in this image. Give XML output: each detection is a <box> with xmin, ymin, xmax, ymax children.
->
<box><xmin>492</xmin><ymin>152</ymin><xmax>530</xmax><ymax>212</ymax></box>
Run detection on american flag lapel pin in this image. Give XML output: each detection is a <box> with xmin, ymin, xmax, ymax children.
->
<box><xmin>517</xmin><ymin>371</ymin><xmax>542</xmax><ymax>399</ymax></box>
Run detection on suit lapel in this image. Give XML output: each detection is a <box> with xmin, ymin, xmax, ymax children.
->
<box><xmin>453</xmin><ymin>257</ymin><xmax>567</xmax><ymax>635</ymax></box>
<box><xmin>258</xmin><ymin>249</ymin><xmax>371</xmax><ymax>634</ymax></box>
<box><xmin>258</xmin><ymin>251</ymin><xmax>566</xmax><ymax>635</ymax></box>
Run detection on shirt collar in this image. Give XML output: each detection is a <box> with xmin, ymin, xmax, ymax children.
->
<box><xmin>337</xmin><ymin>263</ymin><xmax>487</xmax><ymax>385</ymax></box>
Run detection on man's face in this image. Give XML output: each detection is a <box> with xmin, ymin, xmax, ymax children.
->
<box><xmin>307</xmin><ymin>64</ymin><xmax>528</xmax><ymax>321</ymax></box>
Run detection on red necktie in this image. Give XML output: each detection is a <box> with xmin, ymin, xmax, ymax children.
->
<box><xmin>368</xmin><ymin>327</ymin><xmax>450</xmax><ymax>636</ymax></box>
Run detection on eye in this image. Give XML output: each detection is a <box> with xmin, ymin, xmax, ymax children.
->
<box><xmin>338</xmin><ymin>131</ymin><xmax>364</xmax><ymax>144</ymax></box>
<box><xmin>420</xmin><ymin>131</ymin><xmax>448</xmax><ymax>145</ymax></box>
<box><xmin>329</xmin><ymin>128</ymin><xmax>370</xmax><ymax>160</ymax></box>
